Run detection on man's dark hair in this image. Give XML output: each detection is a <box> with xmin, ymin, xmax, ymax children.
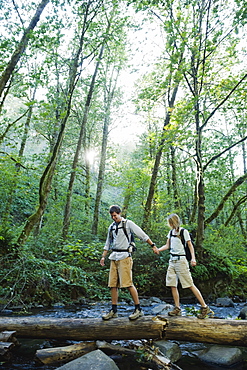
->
<box><xmin>109</xmin><ymin>205</ymin><xmax>121</xmax><ymax>214</ymax></box>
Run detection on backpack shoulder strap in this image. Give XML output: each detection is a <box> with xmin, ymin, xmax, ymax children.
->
<box><xmin>122</xmin><ymin>220</ymin><xmax>130</xmax><ymax>242</ymax></box>
<box><xmin>109</xmin><ymin>222</ymin><xmax>115</xmax><ymax>245</ymax></box>
<box><xmin>180</xmin><ymin>228</ymin><xmax>186</xmax><ymax>247</ymax></box>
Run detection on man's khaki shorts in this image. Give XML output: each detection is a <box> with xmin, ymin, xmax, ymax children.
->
<box><xmin>166</xmin><ymin>257</ymin><xmax>194</xmax><ymax>288</ymax></box>
<box><xmin>108</xmin><ymin>257</ymin><xmax>133</xmax><ymax>288</ymax></box>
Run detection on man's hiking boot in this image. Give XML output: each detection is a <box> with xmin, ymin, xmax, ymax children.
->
<box><xmin>168</xmin><ymin>306</ymin><xmax>181</xmax><ymax>316</ymax></box>
<box><xmin>129</xmin><ymin>308</ymin><xmax>144</xmax><ymax>320</ymax></box>
<box><xmin>197</xmin><ymin>305</ymin><xmax>214</xmax><ymax>319</ymax></box>
<box><xmin>102</xmin><ymin>310</ymin><xmax>118</xmax><ymax>320</ymax></box>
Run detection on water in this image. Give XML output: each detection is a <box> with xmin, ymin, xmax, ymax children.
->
<box><xmin>1</xmin><ymin>300</ymin><xmax>247</xmax><ymax>370</ymax></box>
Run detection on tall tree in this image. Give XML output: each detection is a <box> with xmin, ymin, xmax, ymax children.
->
<box><xmin>62</xmin><ymin>41</ymin><xmax>105</xmax><ymax>239</ymax></box>
<box><xmin>16</xmin><ymin>0</ymin><xmax>97</xmax><ymax>246</ymax></box>
<box><xmin>0</xmin><ymin>0</ymin><xmax>49</xmax><ymax>105</ymax></box>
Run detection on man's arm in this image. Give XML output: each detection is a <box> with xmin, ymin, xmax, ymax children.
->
<box><xmin>100</xmin><ymin>249</ymin><xmax>108</xmax><ymax>266</ymax></box>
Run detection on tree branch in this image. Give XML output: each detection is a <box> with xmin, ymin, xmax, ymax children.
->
<box><xmin>203</xmin><ymin>134</ymin><xmax>247</xmax><ymax>171</ymax></box>
<box><xmin>204</xmin><ymin>172</ymin><xmax>247</xmax><ymax>227</ymax></box>
<box><xmin>225</xmin><ymin>195</ymin><xmax>247</xmax><ymax>226</ymax></box>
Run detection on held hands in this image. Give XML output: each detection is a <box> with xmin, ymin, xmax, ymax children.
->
<box><xmin>152</xmin><ymin>246</ymin><xmax>160</xmax><ymax>255</ymax></box>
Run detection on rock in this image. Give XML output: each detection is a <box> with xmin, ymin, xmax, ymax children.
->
<box><xmin>55</xmin><ymin>349</ymin><xmax>119</xmax><ymax>369</ymax></box>
<box><xmin>151</xmin><ymin>303</ymin><xmax>173</xmax><ymax>315</ymax></box>
<box><xmin>139</xmin><ymin>298</ymin><xmax>152</xmax><ymax>307</ymax></box>
<box><xmin>0</xmin><ymin>309</ymin><xmax>13</xmax><ymax>316</ymax></box>
<box><xmin>216</xmin><ymin>297</ymin><xmax>234</xmax><ymax>307</ymax></box>
<box><xmin>150</xmin><ymin>297</ymin><xmax>163</xmax><ymax>304</ymax></box>
<box><xmin>53</xmin><ymin>302</ymin><xmax>65</xmax><ymax>308</ymax></box>
<box><xmin>195</xmin><ymin>345</ymin><xmax>243</xmax><ymax>367</ymax></box>
<box><xmin>238</xmin><ymin>306</ymin><xmax>247</xmax><ymax>319</ymax></box>
<box><xmin>153</xmin><ymin>340</ymin><xmax>182</xmax><ymax>363</ymax></box>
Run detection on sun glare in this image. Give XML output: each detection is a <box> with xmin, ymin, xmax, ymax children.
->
<box><xmin>84</xmin><ymin>149</ymin><xmax>97</xmax><ymax>166</ymax></box>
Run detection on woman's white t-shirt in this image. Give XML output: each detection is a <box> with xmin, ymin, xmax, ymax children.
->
<box><xmin>167</xmin><ymin>227</ymin><xmax>191</xmax><ymax>255</ymax></box>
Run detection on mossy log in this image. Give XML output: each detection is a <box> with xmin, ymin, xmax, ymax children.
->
<box><xmin>0</xmin><ymin>316</ymin><xmax>246</xmax><ymax>346</ymax></box>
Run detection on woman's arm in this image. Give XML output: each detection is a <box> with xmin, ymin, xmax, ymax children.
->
<box><xmin>187</xmin><ymin>240</ymin><xmax>196</xmax><ymax>266</ymax></box>
<box><xmin>153</xmin><ymin>238</ymin><xmax>170</xmax><ymax>254</ymax></box>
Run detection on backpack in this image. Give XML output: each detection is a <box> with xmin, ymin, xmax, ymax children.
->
<box><xmin>109</xmin><ymin>219</ymin><xmax>136</xmax><ymax>253</ymax></box>
<box><xmin>170</xmin><ymin>228</ymin><xmax>194</xmax><ymax>261</ymax></box>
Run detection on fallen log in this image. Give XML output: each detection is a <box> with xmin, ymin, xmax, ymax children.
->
<box><xmin>0</xmin><ymin>341</ymin><xmax>14</xmax><ymax>356</ymax></box>
<box><xmin>0</xmin><ymin>331</ymin><xmax>17</xmax><ymax>343</ymax></box>
<box><xmin>0</xmin><ymin>316</ymin><xmax>246</xmax><ymax>346</ymax></box>
<box><xmin>36</xmin><ymin>341</ymin><xmax>97</xmax><ymax>365</ymax></box>
<box><xmin>0</xmin><ymin>316</ymin><xmax>164</xmax><ymax>341</ymax></box>
<box><xmin>156</xmin><ymin>315</ymin><xmax>247</xmax><ymax>346</ymax></box>
<box><xmin>96</xmin><ymin>340</ymin><xmax>174</xmax><ymax>370</ymax></box>
<box><xmin>0</xmin><ymin>330</ymin><xmax>19</xmax><ymax>358</ymax></box>
<box><xmin>37</xmin><ymin>339</ymin><xmax>175</xmax><ymax>369</ymax></box>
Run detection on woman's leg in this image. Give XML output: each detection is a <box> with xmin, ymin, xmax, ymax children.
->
<box><xmin>171</xmin><ymin>286</ymin><xmax>180</xmax><ymax>307</ymax></box>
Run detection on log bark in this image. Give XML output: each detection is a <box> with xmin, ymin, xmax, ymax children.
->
<box><xmin>36</xmin><ymin>341</ymin><xmax>96</xmax><ymax>365</ymax></box>
<box><xmin>0</xmin><ymin>341</ymin><xmax>14</xmax><ymax>356</ymax></box>
<box><xmin>0</xmin><ymin>331</ymin><xmax>17</xmax><ymax>342</ymax></box>
<box><xmin>159</xmin><ymin>315</ymin><xmax>247</xmax><ymax>346</ymax></box>
<box><xmin>0</xmin><ymin>330</ymin><xmax>18</xmax><ymax>357</ymax></box>
<box><xmin>0</xmin><ymin>316</ymin><xmax>246</xmax><ymax>346</ymax></box>
<box><xmin>36</xmin><ymin>339</ymin><xmax>174</xmax><ymax>369</ymax></box>
<box><xmin>0</xmin><ymin>316</ymin><xmax>164</xmax><ymax>341</ymax></box>
<box><xmin>96</xmin><ymin>340</ymin><xmax>173</xmax><ymax>370</ymax></box>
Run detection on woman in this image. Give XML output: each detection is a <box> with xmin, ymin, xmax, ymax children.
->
<box><xmin>154</xmin><ymin>213</ymin><xmax>213</xmax><ymax>319</ymax></box>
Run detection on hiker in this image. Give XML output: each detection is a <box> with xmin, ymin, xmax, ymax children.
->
<box><xmin>154</xmin><ymin>213</ymin><xmax>214</xmax><ymax>319</ymax></box>
<box><xmin>100</xmin><ymin>205</ymin><xmax>157</xmax><ymax>320</ymax></box>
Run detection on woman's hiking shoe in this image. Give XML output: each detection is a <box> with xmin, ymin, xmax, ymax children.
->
<box><xmin>129</xmin><ymin>308</ymin><xmax>144</xmax><ymax>320</ymax></box>
<box><xmin>168</xmin><ymin>306</ymin><xmax>181</xmax><ymax>316</ymax></box>
<box><xmin>197</xmin><ymin>306</ymin><xmax>214</xmax><ymax>319</ymax></box>
<box><xmin>102</xmin><ymin>310</ymin><xmax>118</xmax><ymax>320</ymax></box>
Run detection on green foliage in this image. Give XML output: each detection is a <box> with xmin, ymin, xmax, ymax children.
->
<box><xmin>0</xmin><ymin>0</ymin><xmax>247</xmax><ymax>308</ymax></box>
<box><xmin>0</xmin><ymin>239</ymin><xmax>111</xmax><ymax>308</ymax></box>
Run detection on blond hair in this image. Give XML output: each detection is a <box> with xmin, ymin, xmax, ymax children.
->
<box><xmin>167</xmin><ymin>213</ymin><xmax>181</xmax><ymax>232</ymax></box>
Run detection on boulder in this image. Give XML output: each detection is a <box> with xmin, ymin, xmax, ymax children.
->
<box><xmin>195</xmin><ymin>345</ymin><xmax>243</xmax><ymax>367</ymax></box>
<box><xmin>153</xmin><ymin>340</ymin><xmax>182</xmax><ymax>363</ymax></box>
<box><xmin>151</xmin><ymin>303</ymin><xmax>173</xmax><ymax>315</ymax></box>
<box><xmin>150</xmin><ymin>297</ymin><xmax>163</xmax><ymax>304</ymax></box>
<box><xmin>216</xmin><ymin>297</ymin><xmax>234</xmax><ymax>307</ymax></box>
<box><xmin>238</xmin><ymin>306</ymin><xmax>247</xmax><ymax>319</ymax></box>
<box><xmin>55</xmin><ymin>349</ymin><xmax>119</xmax><ymax>370</ymax></box>
<box><xmin>139</xmin><ymin>298</ymin><xmax>152</xmax><ymax>307</ymax></box>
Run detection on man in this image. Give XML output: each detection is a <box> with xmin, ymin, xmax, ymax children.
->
<box><xmin>100</xmin><ymin>205</ymin><xmax>157</xmax><ymax>320</ymax></box>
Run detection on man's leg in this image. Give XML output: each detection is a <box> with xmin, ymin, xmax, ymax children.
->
<box><xmin>127</xmin><ymin>285</ymin><xmax>144</xmax><ymax>320</ymax></box>
<box><xmin>111</xmin><ymin>287</ymin><xmax>118</xmax><ymax>305</ymax></box>
<box><xmin>102</xmin><ymin>261</ymin><xmax>119</xmax><ymax>320</ymax></box>
<box><xmin>127</xmin><ymin>285</ymin><xmax>139</xmax><ymax>305</ymax></box>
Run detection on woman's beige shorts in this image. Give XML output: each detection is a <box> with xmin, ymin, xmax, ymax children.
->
<box><xmin>108</xmin><ymin>257</ymin><xmax>133</xmax><ymax>288</ymax></box>
<box><xmin>166</xmin><ymin>257</ymin><xmax>194</xmax><ymax>288</ymax></box>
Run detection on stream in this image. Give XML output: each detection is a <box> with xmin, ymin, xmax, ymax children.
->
<box><xmin>1</xmin><ymin>299</ymin><xmax>247</xmax><ymax>370</ymax></box>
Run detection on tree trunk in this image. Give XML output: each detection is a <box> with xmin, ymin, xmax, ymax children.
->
<box><xmin>142</xmin><ymin>85</ymin><xmax>179</xmax><ymax>229</ymax></box>
<box><xmin>92</xmin><ymin>68</ymin><xmax>120</xmax><ymax>235</ymax></box>
<box><xmin>0</xmin><ymin>316</ymin><xmax>247</xmax><ymax>346</ymax></box>
<box><xmin>170</xmin><ymin>146</ymin><xmax>181</xmax><ymax>210</ymax></box>
<box><xmin>62</xmin><ymin>42</ymin><xmax>105</xmax><ymax>239</ymax></box>
<box><xmin>0</xmin><ymin>0</ymin><xmax>49</xmax><ymax>101</ymax></box>
<box><xmin>16</xmin><ymin>15</ymin><xmax>86</xmax><ymax>247</ymax></box>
